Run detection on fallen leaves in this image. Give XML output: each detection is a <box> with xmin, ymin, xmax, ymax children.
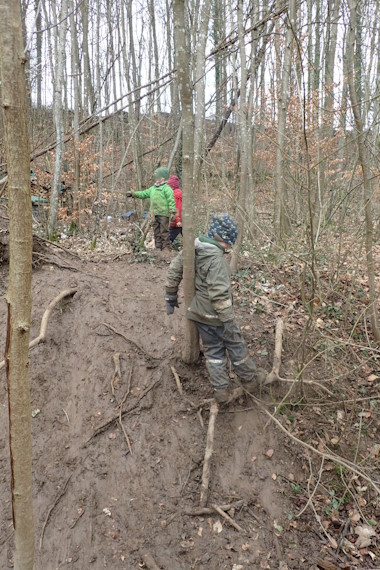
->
<box><xmin>354</xmin><ymin>524</ymin><xmax>377</xmax><ymax>549</ymax></box>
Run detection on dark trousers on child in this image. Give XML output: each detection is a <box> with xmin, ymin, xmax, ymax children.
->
<box><xmin>196</xmin><ymin>321</ymin><xmax>257</xmax><ymax>390</ymax></box>
<box><xmin>170</xmin><ymin>226</ymin><xmax>182</xmax><ymax>243</ymax></box>
<box><xmin>153</xmin><ymin>215</ymin><xmax>170</xmax><ymax>250</ymax></box>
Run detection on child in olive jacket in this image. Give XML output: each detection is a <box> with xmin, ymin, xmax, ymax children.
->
<box><xmin>127</xmin><ymin>167</ymin><xmax>176</xmax><ymax>250</ymax></box>
<box><xmin>165</xmin><ymin>214</ymin><xmax>266</xmax><ymax>403</ymax></box>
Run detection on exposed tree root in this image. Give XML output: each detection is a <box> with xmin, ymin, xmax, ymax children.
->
<box><xmin>0</xmin><ymin>288</ymin><xmax>77</xmax><ymax>371</ymax></box>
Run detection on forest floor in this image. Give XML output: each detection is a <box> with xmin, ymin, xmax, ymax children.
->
<box><xmin>0</xmin><ymin>215</ymin><xmax>379</xmax><ymax>570</ymax></box>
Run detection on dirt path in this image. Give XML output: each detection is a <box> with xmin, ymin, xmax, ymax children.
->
<box><xmin>0</xmin><ymin>256</ymin><xmax>335</xmax><ymax>569</ymax></box>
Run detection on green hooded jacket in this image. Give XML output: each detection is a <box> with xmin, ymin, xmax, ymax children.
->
<box><xmin>133</xmin><ymin>183</ymin><xmax>175</xmax><ymax>217</ymax></box>
<box><xmin>165</xmin><ymin>236</ymin><xmax>234</xmax><ymax>326</ymax></box>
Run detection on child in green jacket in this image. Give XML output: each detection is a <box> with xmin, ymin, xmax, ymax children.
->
<box><xmin>127</xmin><ymin>167</ymin><xmax>176</xmax><ymax>251</ymax></box>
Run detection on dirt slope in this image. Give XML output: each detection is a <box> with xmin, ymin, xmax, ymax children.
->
<box><xmin>0</xmin><ymin>254</ymin><xmax>351</xmax><ymax>569</ymax></box>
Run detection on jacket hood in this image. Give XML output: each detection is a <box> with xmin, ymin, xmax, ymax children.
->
<box><xmin>194</xmin><ymin>236</ymin><xmax>224</xmax><ymax>256</ymax></box>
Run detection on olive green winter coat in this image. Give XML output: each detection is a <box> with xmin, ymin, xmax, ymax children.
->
<box><xmin>133</xmin><ymin>183</ymin><xmax>175</xmax><ymax>217</ymax></box>
<box><xmin>165</xmin><ymin>236</ymin><xmax>234</xmax><ymax>326</ymax></box>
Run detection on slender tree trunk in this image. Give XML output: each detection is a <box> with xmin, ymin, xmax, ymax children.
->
<box><xmin>274</xmin><ymin>0</ymin><xmax>296</xmax><ymax>241</ymax></box>
<box><xmin>0</xmin><ymin>1</ymin><xmax>34</xmax><ymax>567</ymax></box>
<box><xmin>193</xmin><ymin>0</ymin><xmax>212</xmax><ymax>188</ymax></box>
<box><xmin>173</xmin><ymin>0</ymin><xmax>199</xmax><ymax>363</ymax></box>
<box><xmin>48</xmin><ymin>0</ymin><xmax>68</xmax><ymax>238</ymax></box>
<box><xmin>346</xmin><ymin>0</ymin><xmax>380</xmax><ymax>343</ymax></box>
<box><xmin>230</xmin><ymin>0</ymin><xmax>249</xmax><ymax>274</ymax></box>
<box><xmin>69</xmin><ymin>0</ymin><xmax>81</xmax><ymax>222</ymax></box>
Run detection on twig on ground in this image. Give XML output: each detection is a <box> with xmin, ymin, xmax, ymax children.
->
<box><xmin>171</xmin><ymin>365</ymin><xmax>183</xmax><ymax>396</ymax></box>
<box><xmin>212</xmin><ymin>503</ymin><xmax>245</xmax><ymax>533</ymax></box>
<box><xmin>118</xmin><ymin>364</ymin><xmax>134</xmax><ymax>455</ymax></box>
<box><xmin>0</xmin><ymin>288</ymin><xmax>77</xmax><ymax>371</ymax></box>
<box><xmin>184</xmin><ymin>500</ymin><xmax>245</xmax><ymax>516</ymax></box>
<box><xmin>99</xmin><ymin>322</ymin><xmax>162</xmax><ymax>361</ymax></box>
<box><xmin>62</xmin><ymin>408</ymin><xmax>70</xmax><ymax>425</ymax></box>
<box><xmin>199</xmin><ymin>401</ymin><xmax>219</xmax><ymax>507</ymax></box>
<box><xmin>39</xmin><ymin>475</ymin><xmax>72</xmax><ymax>550</ymax></box>
<box><xmin>69</xmin><ymin>507</ymin><xmax>86</xmax><ymax>529</ymax></box>
<box><xmin>111</xmin><ymin>352</ymin><xmax>122</xmax><ymax>396</ymax></box>
<box><xmin>297</xmin><ymin>456</ymin><xmax>325</xmax><ymax>518</ymax></box>
<box><xmin>85</xmin><ymin>375</ymin><xmax>162</xmax><ymax>445</ymax></box>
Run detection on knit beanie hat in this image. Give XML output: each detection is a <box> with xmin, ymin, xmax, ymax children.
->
<box><xmin>167</xmin><ymin>175</ymin><xmax>180</xmax><ymax>190</ymax></box>
<box><xmin>208</xmin><ymin>214</ymin><xmax>238</xmax><ymax>246</ymax></box>
<box><xmin>154</xmin><ymin>167</ymin><xmax>169</xmax><ymax>181</ymax></box>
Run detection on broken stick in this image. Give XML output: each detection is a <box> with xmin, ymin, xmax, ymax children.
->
<box><xmin>111</xmin><ymin>352</ymin><xmax>121</xmax><ymax>395</ymax></box>
<box><xmin>199</xmin><ymin>401</ymin><xmax>219</xmax><ymax>507</ymax></box>
<box><xmin>265</xmin><ymin>318</ymin><xmax>284</xmax><ymax>385</ymax></box>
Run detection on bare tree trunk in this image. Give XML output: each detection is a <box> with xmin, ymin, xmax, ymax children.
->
<box><xmin>48</xmin><ymin>0</ymin><xmax>68</xmax><ymax>238</ymax></box>
<box><xmin>81</xmin><ymin>0</ymin><xmax>95</xmax><ymax>113</ymax></box>
<box><xmin>193</xmin><ymin>0</ymin><xmax>212</xmax><ymax>188</ymax></box>
<box><xmin>69</xmin><ymin>0</ymin><xmax>81</xmax><ymax>223</ymax></box>
<box><xmin>0</xmin><ymin>1</ymin><xmax>34</xmax><ymax>567</ymax></box>
<box><xmin>230</xmin><ymin>0</ymin><xmax>249</xmax><ymax>274</ymax></box>
<box><xmin>274</xmin><ymin>0</ymin><xmax>296</xmax><ymax>241</ymax></box>
<box><xmin>346</xmin><ymin>0</ymin><xmax>380</xmax><ymax>343</ymax></box>
<box><xmin>173</xmin><ymin>0</ymin><xmax>199</xmax><ymax>363</ymax></box>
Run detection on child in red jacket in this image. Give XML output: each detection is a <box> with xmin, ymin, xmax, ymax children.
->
<box><xmin>167</xmin><ymin>175</ymin><xmax>183</xmax><ymax>243</ymax></box>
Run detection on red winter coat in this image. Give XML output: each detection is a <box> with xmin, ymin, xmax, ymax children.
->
<box><xmin>167</xmin><ymin>176</ymin><xmax>182</xmax><ymax>227</ymax></box>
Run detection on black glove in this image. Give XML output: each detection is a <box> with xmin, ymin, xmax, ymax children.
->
<box><xmin>222</xmin><ymin>319</ymin><xmax>237</xmax><ymax>338</ymax></box>
<box><xmin>165</xmin><ymin>293</ymin><xmax>179</xmax><ymax>315</ymax></box>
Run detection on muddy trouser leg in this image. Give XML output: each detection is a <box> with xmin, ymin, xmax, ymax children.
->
<box><xmin>222</xmin><ymin>321</ymin><xmax>257</xmax><ymax>383</ymax></box>
<box><xmin>196</xmin><ymin>322</ymin><xmax>230</xmax><ymax>390</ymax></box>
<box><xmin>158</xmin><ymin>216</ymin><xmax>170</xmax><ymax>249</ymax></box>
<box><xmin>153</xmin><ymin>216</ymin><xmax>163</xmax><ymax>249</ymax></box>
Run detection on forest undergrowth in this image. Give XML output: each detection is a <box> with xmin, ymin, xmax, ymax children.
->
<box><xmin>38</xmin><ymin>192</ymin><xmax>380</xmax><ymax>566</ymax></box>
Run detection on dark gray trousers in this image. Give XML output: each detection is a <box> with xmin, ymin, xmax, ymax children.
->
<box><xmin>196</xmin><ymin>321</ymin><xmax>257</xmax><ymax>390</ymax></box>
<box><xmin>153</xmin><ymin>215</ymin><xmax>170</xmax><ymax>249</ymax></box>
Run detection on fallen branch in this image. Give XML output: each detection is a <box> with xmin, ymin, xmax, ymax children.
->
<box><xmin>85</xmin><ymin>375</ymin><xmax>162</xmax><ymax>445</ymax></box>
<box><xmin>184</xmin><ymin>500</ymin><xmax>245</xmax><ymax>516</ymax></box>
<box><xmin>199</xmin><ymin>401</ymin><xmax>219</xmax><ymax>507</ymax></box>
<box><xmin>39</xmin><ymin>474</ymin><xmax>72</xmax><ymax>550</ymax></box>
<box><xmin>0</xmin><ymin>288</ymin><xmax>77</xmax><ymax>371</ymax></box>
<box><xmin>212</xmin><ymin>503</ymin><xmax>245</xmax><ymax>533</ymax></box>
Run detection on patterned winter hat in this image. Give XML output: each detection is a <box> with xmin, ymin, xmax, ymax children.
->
<box><xmin>154</xmin><ymin>166</ymin><xmax>169</xmax><ymax>181</ymax></box>
<box><xmin>208</xmin><ymin>214</ymin><xmax>238</xmax><ymax>246</ymax></box>
<box><xmin>167</xmin><ymin>175</ymin><xmax>180</xmax><ymax>190</ymax></box>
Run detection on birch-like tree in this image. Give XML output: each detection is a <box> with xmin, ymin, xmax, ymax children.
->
<box><xmin>47</xmin><ymin>0</ymin><xmax>69</xmax><ymax>238</ymax></box>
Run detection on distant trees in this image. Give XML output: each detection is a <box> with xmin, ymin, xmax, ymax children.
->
<box><xmin>1</xmin><ymin>0</ymin><xmax>379</xmax><ymax>340</ymax></box>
